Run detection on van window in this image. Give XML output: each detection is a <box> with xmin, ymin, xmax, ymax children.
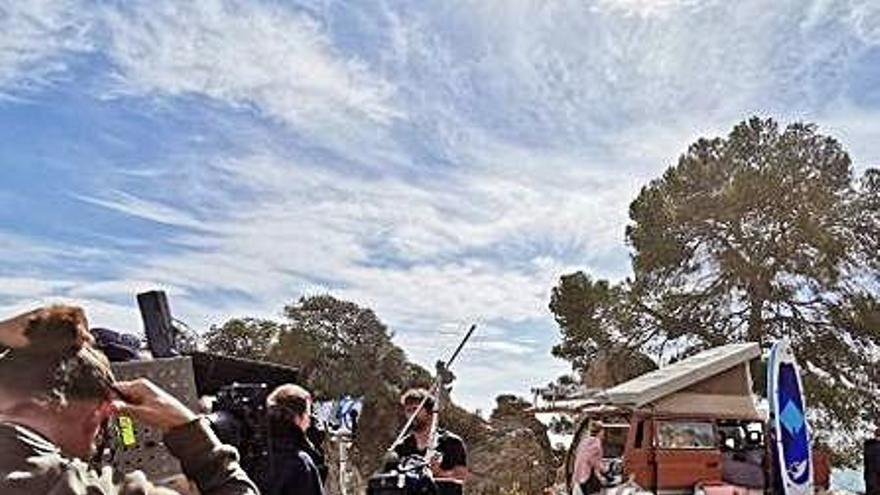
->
<box><xmin>718</xmin><ymin>420</ymin><xmax>764</xmax><ymax>451</ymax></box>
<box><xmin>634</xmin><ymin>420</ymin><xmax>645</xmax><ymax>448</ymax></box>
<box><xmin>603</xmin><ymin>423</ymin><xmax>629</xmax><ymax>458</ymax></box>
<box><xmin>656</xmin><ymin>421</ymin><xmax>715</xmax><ymax>449</ymax></box>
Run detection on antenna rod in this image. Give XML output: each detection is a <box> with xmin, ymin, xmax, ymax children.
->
<box><xmin>445</xmin><ymin>324</ymin><xmax>477</xmax><ymax>370</ymax></box>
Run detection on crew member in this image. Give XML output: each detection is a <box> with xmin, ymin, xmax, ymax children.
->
<box><xmin>0</xmin><ymin>305</ymin><xmax>258</xmax><ymax>494</ymax></box>
<box><xmin>572</xmin><ymin>421</ymin><xmax>604</xmax><ymax>495</ymax></box>
<box><xmin>866</xmin><ymin>420</ymin><xmax>880</xmax><ymax>495</ymax></box>
<box><xmin>394</xmin><ymin>388</ymin><xmax>468</xmax><ymax>495</ymax></box>
<box><xmin>813</xmin><ymin>440</ymin><xmax>832</xmax><ymax>494</ymax></box>
<box><xmin>265</xmin><ymin>383</ymin><xmax>326</xmax><ymax>495</ymax></box>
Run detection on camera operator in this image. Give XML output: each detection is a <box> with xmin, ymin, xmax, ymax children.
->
<box><xmin>265</xmin><ymin>384</ymin><xmax>326</xmax><ymax>495</ymax></box>
<box><xmin>394</xmin><ymin>388</ymin><xmax>468</xmax><ymax>495</ymax></box>
<box><xmin>0</xmin><ymin>305</ymin><xmax>258</xmax><ymax>495</ymax></box>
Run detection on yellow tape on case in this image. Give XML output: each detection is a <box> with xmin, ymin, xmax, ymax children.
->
<box><xmin>118</xmin><ymin>416</ymin><xmax>137</xmax><ymax>447</ymax></box>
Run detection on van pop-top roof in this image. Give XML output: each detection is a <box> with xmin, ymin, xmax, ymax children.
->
<box><xmin>599</xmin><ymin>343</ymin><xmax>762</xmax><ymax>420</ymax></box>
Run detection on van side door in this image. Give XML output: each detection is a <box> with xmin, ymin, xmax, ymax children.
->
<box><xmin>623</xmin><ymin>416</ymin><xmax>656</xmax><ymax>489</ymax></box>
<box><xmin>654</xmin><ymin>419</ymin><xmax>722</xmax><ymax>491</ymax></box>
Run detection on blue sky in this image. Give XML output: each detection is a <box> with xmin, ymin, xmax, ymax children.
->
<box><xmin>1</xmin><ymin>0</ymin><xmax>879</xmax><ymax>412</ymax></box>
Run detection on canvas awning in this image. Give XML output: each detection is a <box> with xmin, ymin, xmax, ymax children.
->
<box><xmin>601</xmin><ymin>343</ymin><xmax>762</xmax><ymax>419</ymax></box>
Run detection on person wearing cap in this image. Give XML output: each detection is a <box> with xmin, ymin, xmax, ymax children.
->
<box><xmin>0</xmin><ymin>305</ymin><xmax>258</xmax><ymax>494</ymax></box>
<box><xmin>572</xmin><ymin>420</ymin><xmax>605</xmax><ymax>495</ymax></box>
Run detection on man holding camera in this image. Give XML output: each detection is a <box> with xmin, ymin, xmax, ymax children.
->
<box><xmin>265</xmin><ymin>383</ymin><xmax>326</xmax><ymax>495</ymax></box>
<box><xmin>394</xmin><ymin>388</ymin><xmax>468</xmax><ymax>495</ymax></box>
<box><xmin>0</xmin><ymin>305</ymin><xmax>258</xmax><ymax>495</ymax></box>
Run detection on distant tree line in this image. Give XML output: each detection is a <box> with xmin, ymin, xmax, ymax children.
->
<box><xmin>204</xmin><ymin>295</ymin><xmax>433</xmax><ymax>474</ymax></box>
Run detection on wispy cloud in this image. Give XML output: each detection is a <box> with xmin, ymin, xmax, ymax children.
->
<box><xmin>0</xmin><ymin>277</ymin><xmax>74</xmax><ymax>298</ymax></box>
<box><xmin>0</xmin><ymin>0</ymin><xmax>91</xmax><ymax>98</ymax></box>
<box><xmin>74</xmin><ymin>191</ymin><xmax>207</xmax><ymax>230</ymax></box>
<box><xmin>847</xmin><ymin>0</ymin><xmax>880</xmax><ymax>44</ymax></box>
<box><xmin>0</xmin><ymin>230</ymin><xmax>61</xmax><ymax>265</ymax></box>
<box><xmin>0</xmin><ymin>295</ymin><xmax>143</xmax><ymax>334</ymax></box>
<box><xmin>2</xmin><ymin>0</ymin><xmax>880</xmax><ymax>410</ymax></box>
<box><xmin>99</xmin><ymin>0</ymin><xmax>402</xmax><ymax>158</ymax></box>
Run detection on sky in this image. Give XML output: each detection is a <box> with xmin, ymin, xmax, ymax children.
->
<box><xmin>1</xmin><ymin>0</ymin><xmax>879</xmax><ymax>413</ymax></box>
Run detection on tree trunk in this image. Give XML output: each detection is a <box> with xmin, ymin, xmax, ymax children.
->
<box><xmin>747</xmin><ymin>289</ymin><xmax>764</xmax><ymax>346</ymax></box>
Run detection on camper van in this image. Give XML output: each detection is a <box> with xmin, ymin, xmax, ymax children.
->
<box><xmin>565</xmin><ymin>344</ymin><xmax>784</xmax><ymax>494</ymax></box>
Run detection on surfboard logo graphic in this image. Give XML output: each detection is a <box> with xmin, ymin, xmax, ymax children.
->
<box><xmin>779</xmin><ymin>400</ymin><xmax>805</xmax><ymax>435</ymax></box>
<box><xmin>788</xmin><ymin>459</ymin><xmax>808</xmax><ymax>480</ymax></box>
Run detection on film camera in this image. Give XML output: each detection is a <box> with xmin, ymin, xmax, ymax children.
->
<box><xmin>208</xmin><ymin>383</ymin><xmax>273</xmax><ymax>485</ymax></box>
<box><xmin>367</xmin><ymin>454</ymin><xmax>438</xmax><ymax>495</ymax></box>
<box><xmin>95</xmin><ymin>291</ymin><xmax>302</xmax><ymax>486</ymax></box>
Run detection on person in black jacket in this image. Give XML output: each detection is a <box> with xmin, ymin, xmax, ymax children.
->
<box><xmin>866</xmin><ymin>421</ymin><xmax>880</xmax><ymax>495</ymax></box>
<box><xmin>265</xmin><ymin>384</ymin><xmax>326</xmax><ymax>495</ymax></box>
<box><xmin>393</xmin><ymin>388</ymin><xmax>468</xmax><ymax>495</ymax></box>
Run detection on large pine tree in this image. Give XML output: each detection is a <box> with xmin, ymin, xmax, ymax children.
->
<box><xmin>551</xmin><ymin>117</ymin><xmax>880</xmax><ymax>461</ymax></box>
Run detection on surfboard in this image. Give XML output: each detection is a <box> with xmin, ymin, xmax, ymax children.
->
<box><xmin>768</xmin><ymin>340</ymin><xmax>813</xmax><ymax>495</ymax></box>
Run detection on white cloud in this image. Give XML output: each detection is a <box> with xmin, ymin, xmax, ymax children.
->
<box><xmin>375</xmin><ymin>0</ymin><xmax>879</xmax><ymax>157</ymax></box>
<box><xmin>472</xmin><ymin>340</ymin><xmax>534</xmax><ymax>356</ymax></box>
<box><xmin>451</xmin><ymin>354</ymin><xmax>571</xmax><ymax>413</ymax></box>
<box><xmin>66</xmin><ymin>279</ymin><xmax>188</xmax><ymax>301</ymax></box>
<box><xmin>847</xmin><ymin>0</ymin><xmax>880</xmax><ymax>44</ymax></box>
<box><xmin>0</xmin><ymin>294</ymin><xmax>141</xmax><ymax>334</ymax></box>
<box><xmin>67</xmin><ymin>143</ymin><xmax>617</xmax><ymax>414</ymax></box>
<box><xmin>0</xmin><ymin>0</ymin><xmax>91</xmax><ymax>97</ymax></box>
<box><xmin>595</xmin><ymin>0</ymin><xmax>704</xmax><ymax>18</ymax></box>
<box><xmin>818</xmin><ymin>106</ymin><xmax>880</xmax><ymax>170</ymax></box>
<box><xmin>0</xmin><ymin>277</ymin><xmax>74</xmax><ymax>298</ymax></box>
<box><xmin>93</xmin><ymin>149</ymin><xmax>625</xmax><ymax>328</ymax></box>
<box><xmin>99</xmin><ymin>0</ymin><xmax>402</xmax><ymax>156</ymax></box>
<box><xmin>74</xmin><ymin>191</ymin><xmax>207</xmax><ymax>230</ymax></box>
<box><xmin>0</xmin><ymin>230</ymin><xmax>62</xmax><ymax>265</ymax></box>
